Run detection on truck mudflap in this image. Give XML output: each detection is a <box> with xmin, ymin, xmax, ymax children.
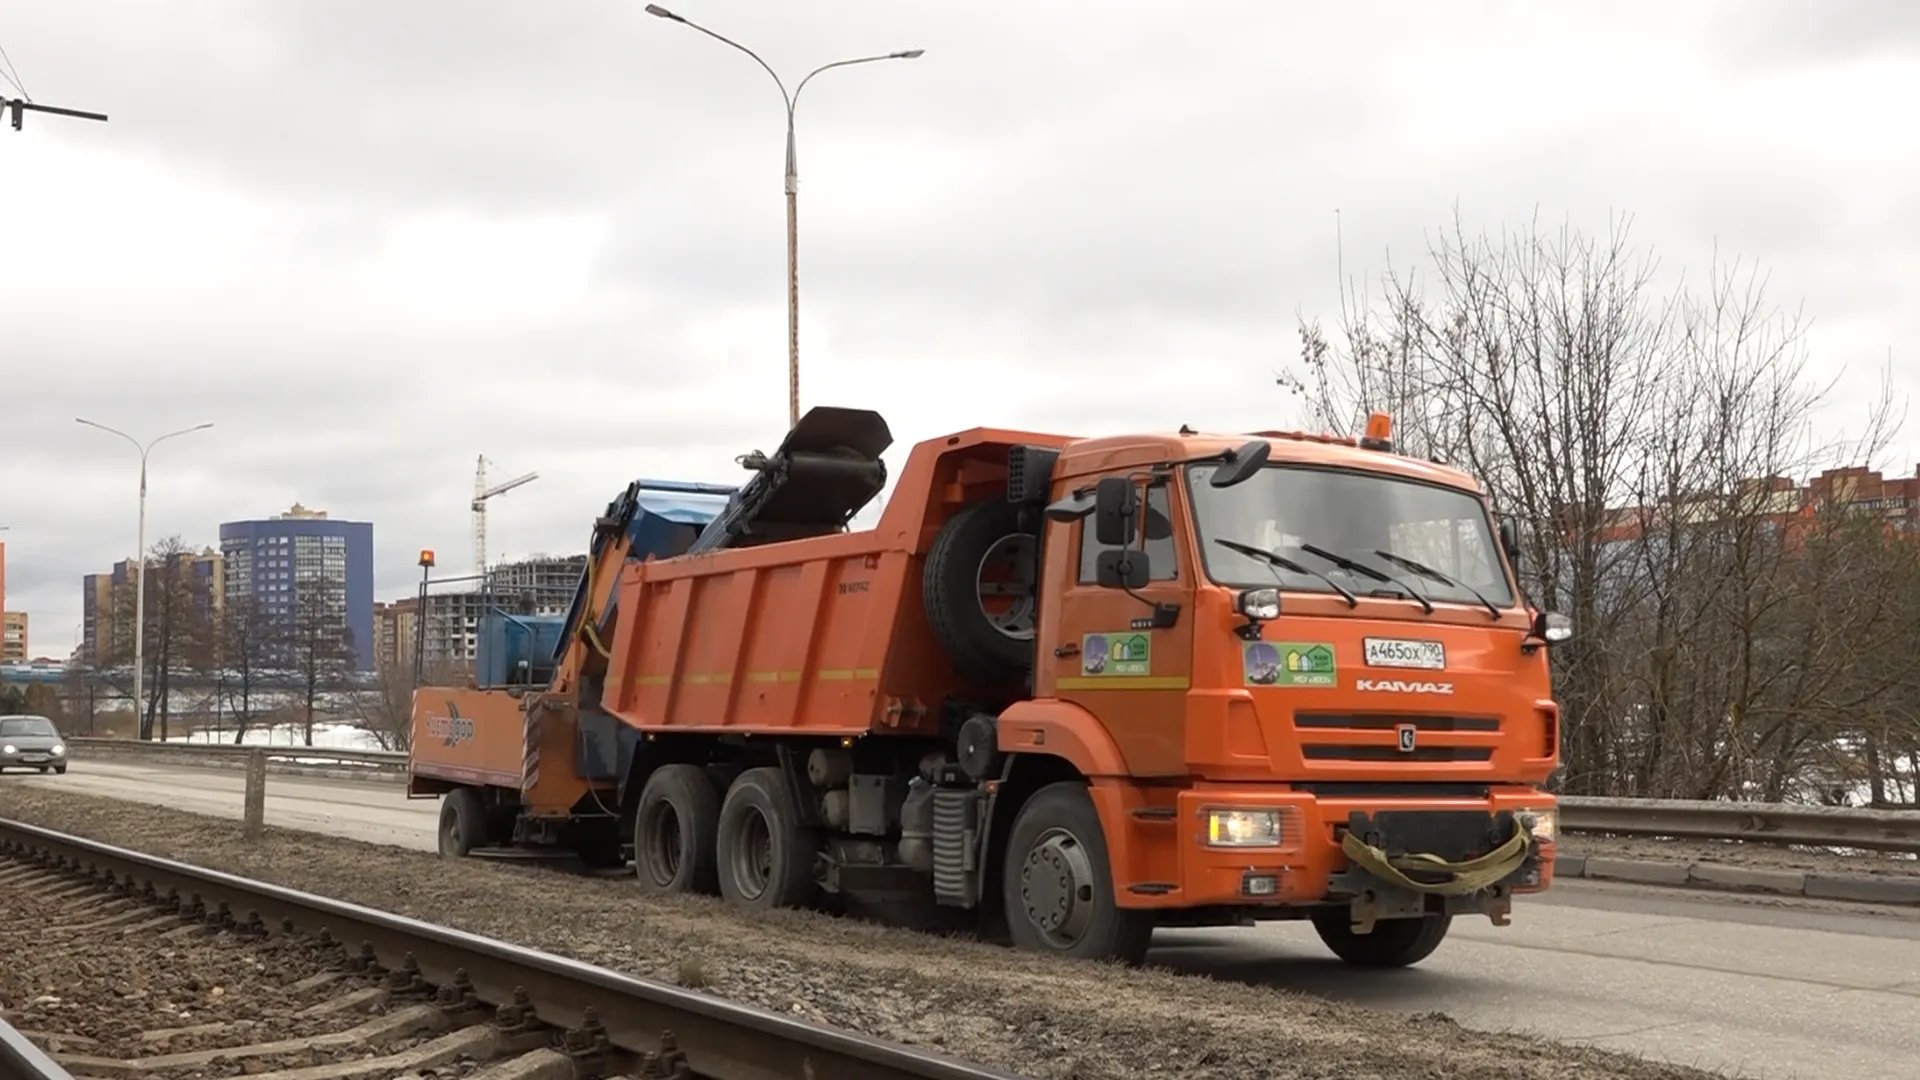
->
<box><xmin>1328</xmin><ymin>809</ymin><xmax>1545</xmax><ymax>932</ymax></box>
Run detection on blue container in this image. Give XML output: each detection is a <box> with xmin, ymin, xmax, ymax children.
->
<box><xmin>477</xmin><ymin>610</ymin><xmax>568</xmax><ymax>687</ymax></box>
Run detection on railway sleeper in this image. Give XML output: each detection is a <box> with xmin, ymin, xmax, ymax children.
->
<box><xmin>0</xmin><ymin>840</ymin><xmax>688</xmax><ymax>1080</ymax></box>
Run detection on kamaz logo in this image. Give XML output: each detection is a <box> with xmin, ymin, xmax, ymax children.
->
<box><xmin>424</xmin><ymin>701</ymin><xmax>476</xmax><ymax>748</ymax></box>
<box><xmin>1356</xmin><ymin>679</ymin><xmax>1455</xmax><ymax>695</ymax></box>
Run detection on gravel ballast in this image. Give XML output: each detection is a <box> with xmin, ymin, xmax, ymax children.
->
<box><xmin>0</xmin><ymin>786</ymin><xmax>1731</xmax><ymax>1080</ymax></box>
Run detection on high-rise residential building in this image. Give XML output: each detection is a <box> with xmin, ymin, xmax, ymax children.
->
<box><xmin>487</xmin><ymin>554</ymin><xmax>586</xmax><ymax>615</ymax></box>
<box><xmin>80</xmin><ymin>569</ymin><xmax>116</xmax><ymax>666</ymax></box>
<box><xmin>403</xmin><ymin>555</ymin><xmax>585</xmax><ymax>672</ymax></box>
<box><xmin>419</xmin><ymin>588</ymin><xmax>518</xmax><ymax>669</ymax></box>
<box><xmin>220</xmin><ymin>503</ymin><xmax>374</xmax><ymax>671</ymax></box>
<box><xmin>372</xmin><ymin>597</ymin><xmax>419</xmax><ymax>674</ymax></box>
<box><xmin>78</xmin><ymin>549</ymin><xmax>224</xmax><ymax>667</ymax></box>
<box><xmin>1</xmin><ymin>611</ymin><xmax>25</xmax><ymax>663</ymax></box>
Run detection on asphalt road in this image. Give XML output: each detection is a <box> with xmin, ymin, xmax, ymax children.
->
<box><xmin>16</xmin><ymin>760</ymin><xmax>1920</xmax><ymax>1079</ymax></box>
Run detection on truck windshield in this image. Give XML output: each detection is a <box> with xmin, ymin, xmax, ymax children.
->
<box><xmin>1186</xmin><ymin>463</ymin><xmax>1516</xmax><ymax>609</ymax></box>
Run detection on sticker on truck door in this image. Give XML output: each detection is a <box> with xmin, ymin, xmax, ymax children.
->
<box><xmin>1244</xmin><ymin>642</ymin><xmax>1336</xmax><ymax>687</ymax></box>
<box><xmin>1082</xmin><ymin>632</ymin><xmax>1152</xmax><ymax>676</ymax></box>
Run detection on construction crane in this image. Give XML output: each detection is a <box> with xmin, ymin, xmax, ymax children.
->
<box><xmin>473</xmin><ymin>455</ymin><xmax>538</xmax><ymax>577</ymax></box>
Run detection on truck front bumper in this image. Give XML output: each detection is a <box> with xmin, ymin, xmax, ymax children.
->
<box><xmin>1122</xmin><ymin>783</ymin><xmax>1557</xmax><ymax>913</ymax></box>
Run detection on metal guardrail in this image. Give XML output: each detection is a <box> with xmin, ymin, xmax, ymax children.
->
<box><xmin>59</xmin><ymin>737</ymin><xmax>1920</xmax><ymax>853</ymax></box>
<box><xmin>0</xmin><ymin>818</ymin><xmax>1027</xmax><ymax>1080</ymax></box>
<box><xmin>1558</xmin><ymin>796</ymin><xmax>1920</xmax><ymax>854</ymax></box>
<box><xmin>0</xmin><ymin>1017</ymin><xmax>77</xmax><ymax>1080</ymax></box>
<box><xmin>64</xmin><ymin>736</ymin><xmax>407</xmax><ymax>781</ymax></box>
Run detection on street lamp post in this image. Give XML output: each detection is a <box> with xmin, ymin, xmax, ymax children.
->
<box><xmin>643</xmin><ymin>4</ymin><xmax>923</xmax><ymax>429</ymax></box>
<box><xmin>76</xmin><ymin>418</ymin><xmax>214</xmax><ymax>737</ymax></box>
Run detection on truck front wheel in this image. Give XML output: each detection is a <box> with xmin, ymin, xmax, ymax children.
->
<box><xmin>716</xmin><ymin>767</ymin><xmax>816</xmax><ymax>911</ymax></box>
<box><xmin>1002</xmin><ymin>781</ymin><xmax>1153</xmax><ymax>964</ymax></box>
<box><xmin>634</xmin><ymin>764</ymin><xmax>721</xmax><ymax>896</ymax></box>
<box><xmin>1310</xmin><ymin>909</ymin><xmax>1452</xmax><ymax>968</ymax></box>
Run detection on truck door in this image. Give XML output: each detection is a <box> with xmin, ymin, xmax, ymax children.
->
<box><xmin>1040</xmin><ymin>477</ymin><xmax>1195</xmax><ymax>777</ymax></box>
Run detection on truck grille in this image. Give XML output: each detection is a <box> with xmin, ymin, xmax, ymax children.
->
<box><xmin>1293</xmin><ymin>712</ymin><xmax>1500</xmax><ymax>765</ymax></box>
<box><xmin>1294</xmin><ymin>713</ymin><xmax>1500</xmax><ymax>732</ymax></box>
<box><xmin>1302</xmin><ymin>744</ymin><xmax>1493</xmax><ymax>762</ymax></box>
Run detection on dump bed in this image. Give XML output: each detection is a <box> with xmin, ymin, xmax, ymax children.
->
<box><xmin>594</xmin><ymin>421</ymin><xmax>1069</xmax><ymax>739</ymax></box>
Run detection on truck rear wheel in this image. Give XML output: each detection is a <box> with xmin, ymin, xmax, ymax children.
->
<box><xmin>924</xmin><ymin>500</ymin><xmax>1038</xmax><ymax>681</ymax></box>
<box><xmin>1002</xmin><ymin>781</ymin><xmax>1153</xmax><ymax>964</ymax></box>
<box><xmin>634</xmin><ymin>764</ymin><xmax>721</xmax><ymax>896</ymax></box>
<box><xmin>716</xmin><ymin>767</ymin><xmax>816</xmax><ymax>911</ymax></box>
<box><xmin>438</xmin><ymin>788</ymin><xmax>484</xmax><ymax>858</ymax></box>
<box><xmin>1310</xmin><ymin>909</ymin><xmax>1452</xmax><ymax>968</ymax></box>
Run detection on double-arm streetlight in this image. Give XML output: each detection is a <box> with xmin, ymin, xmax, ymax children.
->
<box><xmin>76</xmin><ymin>418</ymin><xmax>213</xmax><ymax>733</ymax></box>
<box><xmin>643</xmin><ymin>4</ymin><xmax>923</xmax><ymax>429</ymax></box>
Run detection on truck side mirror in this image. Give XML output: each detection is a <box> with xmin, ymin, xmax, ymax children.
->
<box><xmin>1498</xmin><ymin>519</ymin><xmax>1520</xmax><ymax>564</ymax></box>
<box><xmin>1094</xmin><ymin>477</ymin><xmax>1139</xmax><ymax>547</ymax></box>
<box><xmin>1095</xmin><ymin>549</ymin><xmax>1150</xmax><ymax>590</ymax></box>
<box><xmin>1207</xmin><ymin>440</ymin><xmax>1271</xmax><ymax>488</ymax></box>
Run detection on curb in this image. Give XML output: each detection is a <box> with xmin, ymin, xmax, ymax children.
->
<box><xmin>70</xmin><ymin>749</ymin><xmax>407</xmax><ymax>786</ymax></box>
<box><xmin>1556</xmin><ymin>850</ymin><xmax>1920</xmax><ymax>907</ymax></box>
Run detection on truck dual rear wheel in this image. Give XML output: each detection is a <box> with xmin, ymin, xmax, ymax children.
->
<box><xmin>716</xmin><ymin>766</ymin><xmax>816</xmax><ymax>911</ymax></box>
<box><xmin>1309</xmin><ymin>909</ymin><xmax>1452</xmax><ymax>968</ymax></box>
<box><xmin>634</xmin><ymin>764</ymin><xmax>720</xmax><ymax>896</ymax></box>
<box><xmin>439</xmin><ymin>788</ymin><xmax>485</xmax><ymax>858</ymax></box>
<box><xmin>1003</xmin><ymin>781</ymin><xmax>1153</xmax><ymax>964</ymax></box>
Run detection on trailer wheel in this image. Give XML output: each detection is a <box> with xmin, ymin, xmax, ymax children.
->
<box><xmin>716</xmin><ymin>767</ymin><xmax>816</xmax><ymax>911</ymax></box>
<box><xmin>1002</xmin><ymin>781</ymin><xmax>1153</xmax><ymax>964</ymax></box>
<box><xmin>634</xmin><ymin>764</ymin><xmax>721</xmax><ymax>896</ymax></box>
<box><xmin>438</xmin><ymin>788</ymin><xmax>485</xmax><ymax>858</ymax></box>
<box><xmin>924</xmin><ymin>500</ymin><xmax>1039</xmax><ymax>681</ymax></box>
<box><xmin>1309</xmin><ymin>909</ymin><xmax>1452</xmax><ymax>968</ymax></box>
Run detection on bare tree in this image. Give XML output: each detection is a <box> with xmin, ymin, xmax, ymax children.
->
<box><xmin>289</xmin><ymin>577</ymin><xmax>356</xmax><ymax>747</ymax></box>
<box><xmin>1286</xmin><ymin>210</ymin><xmax>1908</xmax><ymax>801</ymax></box>
<box><xmin>217</xmin><ymin>594</ymin><xmax>286</xmax><ymax>745</ymax></box>
<box><xmin>349</xmin><ymin>660</ymin><xmax>454</xmax><ymax>752</ymax></box>
<box><xmin>99</xmin><ymin>536</ymin><xmax>218</xmax><ymax>740</ymax></box>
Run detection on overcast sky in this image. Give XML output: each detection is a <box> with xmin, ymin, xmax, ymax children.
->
<box><xmin>4</xmin><ymin>0</ymin><xmax>1917</xmax><ymax>657</ymax></box>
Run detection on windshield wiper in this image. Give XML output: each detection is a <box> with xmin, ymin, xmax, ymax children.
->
<box><xmin>1372</xmin><ymin>549</ymin><xmax>1503</xmax><ymax>621</ymax></box>
<box><xmin>1213</xmin><ymin>537</ymin><xmax>1358</xmax><ymax>608</ymax></box>
<box><xmin>1298</xmin><ymin>542</ymin><xmax>1435</xmax><ymax>615</ymax></box>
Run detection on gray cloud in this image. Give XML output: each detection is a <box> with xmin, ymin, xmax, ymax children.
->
<box><xmin>1707</xmin><ymin>0</ymin><xmax>1920</xmax><ymax>67</ymax></box>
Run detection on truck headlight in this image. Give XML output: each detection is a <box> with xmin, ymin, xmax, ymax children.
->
<box><xmin>51</xmin><ymin>745</ymin><xmax>65</xmax><ymax>756</ymax></box>
<box><xmin>1236</xmin><ymin>588</ymin><xmax>1281</xmax><ymax>621</ymax></box>
<box><xmin>1517</xmin><ymin>808</ymin><xmax>1556</xmax><ymax>842</ymax></box>
<box><xmin>1</xmin><ymin>745</ymin><xmax>15</xmax><ymax>755</ymax></box>
<box><xmin>1206</xmin><ymin>808</ymin><xmax>1284</xmax><ymax>848</ymax></box>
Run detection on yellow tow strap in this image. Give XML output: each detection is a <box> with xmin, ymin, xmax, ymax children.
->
<box><xmin>1339</xmin><ymin>826</ymin><xmax>1533</xmax><ymax>897</ymax></box>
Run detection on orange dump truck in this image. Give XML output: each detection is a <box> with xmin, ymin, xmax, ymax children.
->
<box><xmin>408</xmin><ymin>406</ymin><xmax>1570</xmax><ymax>965</ymax></box>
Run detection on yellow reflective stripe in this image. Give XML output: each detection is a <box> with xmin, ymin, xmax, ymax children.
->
<box><xmin>1056</xmin><ymin>676</ymin><xmax>1191</xmax><ymax>691</ymax></box>
<box><xmin>634</xmin><ymin>668</ymin><xmax>882</xmax><ymax>685</ymax></box>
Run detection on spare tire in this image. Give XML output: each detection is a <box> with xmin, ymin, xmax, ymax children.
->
<box><xmin>924</xmin><ymin>500</ymin><xmax>1039</xmax><ymax>682</ymax></box>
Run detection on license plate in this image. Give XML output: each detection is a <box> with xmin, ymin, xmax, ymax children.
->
<box><xmin>1363</xmin><ymin>637</ymin><xmax>1446</xmax><ymax>670</ymax></box>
